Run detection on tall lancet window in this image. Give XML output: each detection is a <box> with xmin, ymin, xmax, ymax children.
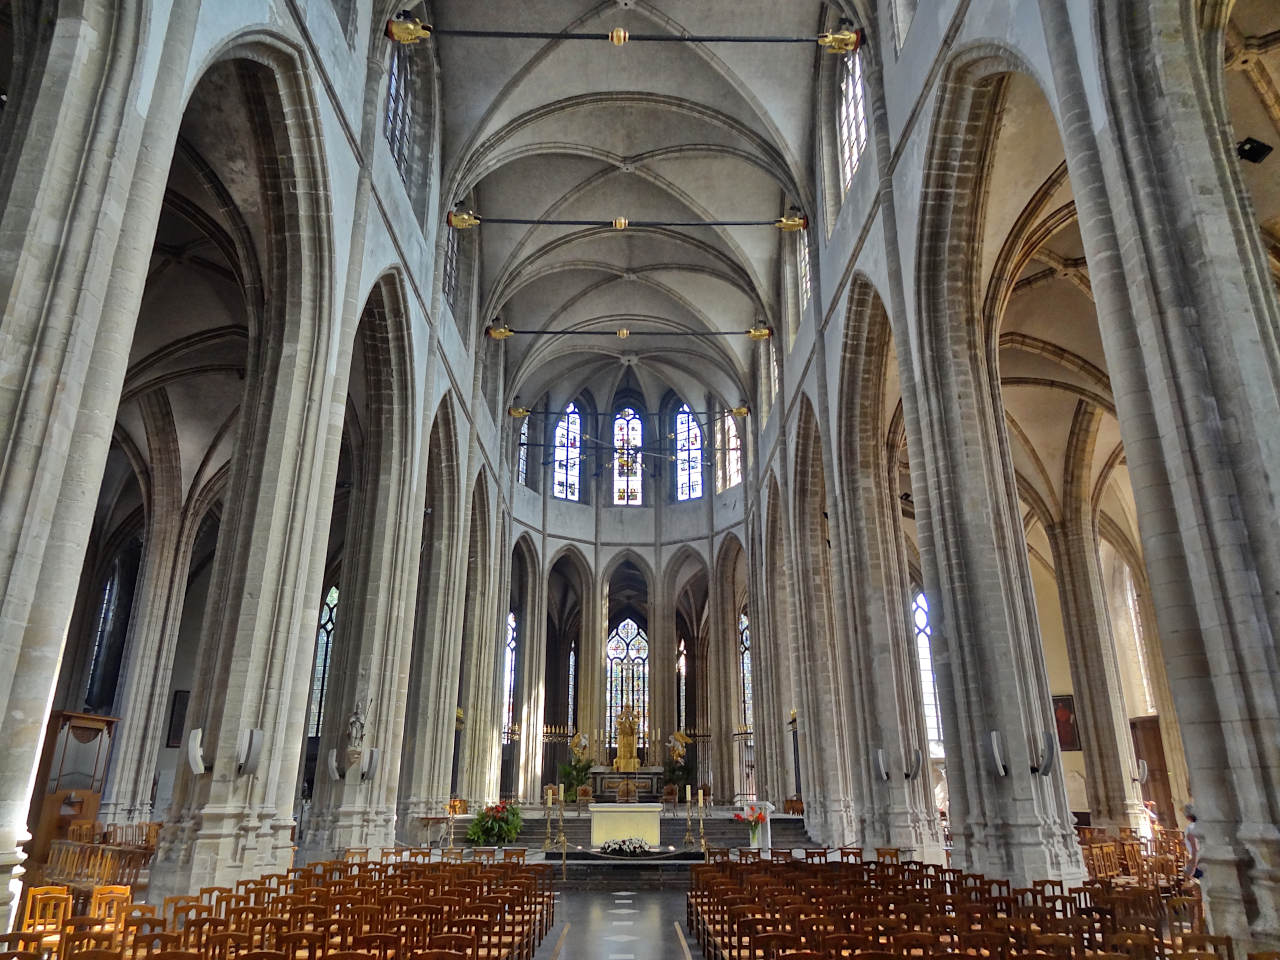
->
<box><xmin>613</xmin><ymin>407</ymin><xmax>643</xmax><ymax>505</ymax></box>
<box><xmin>717</xmin><ymin>415</ymin><xmax>743</xmax><ymax>492</ymax></box>
<box><xmin>384</xmin><ymin>46</ymin><xmax>414</xmax><ymax>180</ymax></box>
<box><xmin>837</xmin><ymin>44</ymin><xmax>869</xmax><ymax>192</ymax></box>
<box><xmin>553</xmin><ymin>403</ymin><xmax>581</xmax><ymax>501</ymax></box>
<box><xmin>913</xmin><ymin>592</ymin><xmax>944</xmax><ymax>757</ymax></box>
<box><xmin>676</xmin><ymin>636</ymin><xmax>689</xmax><ymax>731</ymax></box>
<box><xmin>307</xmin><ymin>586</ymin><xmax>340</xmax><ymax>738</ymax></box>
<box><xmin>502</xmin><ymin>611</ymin><xmax>518</xmax><ymax>744</ymax></box>
<box><xmin>606</xmin><ymin>618</ymin><xmax>649</xmax><ymax>747</ymax></box>
<box><xmin>797</xmin><ymin>234</ymin><xmax>812</xmax><ymax>309</ymax></box>
<box><xmin>675</xmin><ymin>404</ymin><xmax>703</xmax><ymax>501</ymax></box>
<box><xmin>738</xmin><ymin>612</ymin><xmax>754</xmax><ymax>731</ymax></box>
<box><xmin>517</xmin><ymin>418</ymin><xmax>529</xmax><ymax>486</ymax></box>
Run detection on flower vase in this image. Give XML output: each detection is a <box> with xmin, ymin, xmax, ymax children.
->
<box><xmin>749</xmin><ymin>824</ymin><xmax>761</xmax><ymax>849</ymax></box>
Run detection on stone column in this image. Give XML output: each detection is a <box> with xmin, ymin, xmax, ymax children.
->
<box><xmin>1048</xmin><ymin>0</ymin><xmax>1280</xmax><ymax>939</ymax></box>
<box><xmin>1044</xmin><ymin>406</ymin><xmax>1146</xmax><ymax>833</ymax></box>
<box><xmin>0</xmin><ymin>1</ymin><xmax>197</xmax><ymax>925</ymax></box>
<box><xmin>99</xmin><ymin>395</ymin><xmax>211</xmax><ymax>825</ymax></box>
<box><xmin>517</xmin><ymin>554</ymin><xmax>548</xmax><ymax>802</ymax></box>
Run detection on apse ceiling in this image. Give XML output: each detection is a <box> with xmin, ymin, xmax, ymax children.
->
<box><xmin>434</xmin><ymin>0</ymin><xmax>828</xmax><ymax>410</ymax></box>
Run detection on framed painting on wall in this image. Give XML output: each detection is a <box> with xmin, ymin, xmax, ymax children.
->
<box><xmin>1053</xmin><ymin>694</ymin><xmax>1081</xmax><ymax>751</ymax></box>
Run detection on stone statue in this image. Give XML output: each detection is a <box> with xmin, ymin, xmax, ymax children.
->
<box><xmin>347</xmin><ymin>700</ymin><xmax>367</xmax><ymax>749</ymax></box>
<box><xmin>613</xmin><ymin>704</ymin><xmax>640</xmax><ymax>773</ymax></box>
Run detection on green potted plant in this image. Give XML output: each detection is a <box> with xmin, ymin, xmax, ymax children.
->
<box><xmin>465</xmin><ymin>801</ymin><xmax>522</xmax><ymax>845</ymax></box>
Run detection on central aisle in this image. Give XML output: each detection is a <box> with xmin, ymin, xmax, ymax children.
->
<box><xmin>534</xmin><ymin>887</ymin><xmax>694</xmax><ymax>960</ymax></box>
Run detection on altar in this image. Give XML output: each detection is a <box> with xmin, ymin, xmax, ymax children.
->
<box><xmin>590</xmin><ymin>766</ymin><xmax>665</xmax><ymax>801</ymax></box>
<box><xmin>589</xmin><ymin>802</ymin><xmax>662</xmax><ymax>847</ymax></box>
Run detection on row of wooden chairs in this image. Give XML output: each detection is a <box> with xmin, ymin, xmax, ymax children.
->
<box><xmin>688</xmin><ymin>857</ymin><xmax>1231</xmax><ymax>960</ymax></box>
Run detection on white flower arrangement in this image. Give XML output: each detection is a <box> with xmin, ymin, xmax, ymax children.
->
<box><xmin>599</xmin><ymin>837</ymin><xmax>652</xmax><ymax>857</ymax></box>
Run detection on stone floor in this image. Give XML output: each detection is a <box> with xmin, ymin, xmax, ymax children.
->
<box><xmin>534</xmin><ymin>887</ymin><xmax>694</xmax><ymax>960</ymax></box>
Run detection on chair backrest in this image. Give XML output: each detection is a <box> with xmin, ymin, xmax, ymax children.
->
<box><xmin>22</xmin><ymin>886</ymin><xmax>71</xmax><ymax>933</ymax></box>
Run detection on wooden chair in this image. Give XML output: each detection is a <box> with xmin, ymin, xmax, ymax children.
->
<box><xmin>574</xmin><ymin>784</ymin><xmax>593</xmax><ymax>813</ymax></box>
<box><xmin>661</xmin><ymin>783</ymin><xmax>679</xmax><ymax>815</ymax></box>
<box><xmin>62</xmin><ymin>931</ymin><xmax>117</xmax><ymax>959</ymax></box>
<box><xmin>0</xmin><ymin>935</ymin><xmax>44</xmax><ymax>955</ymax></box>
<box><xmin>0</xmin><ymin>951</ymin><xmax>43</xmax><ymax>960</ymax></box>
<box><xmin>21</xmin><ymin>885</ymin><xmax>72</xmax><ymax>955</ymax></box>
<box><xmin>1179</xmin><ymin>935</ymin><xmax>1234</xmax><ymax>960</ymax></box>
<box><xmin>62</xmin><ymin>952</ymin><xmax>121</xmax><ymax>960</ymax></box>
<box><xmin>152</xmin><ymin>952</ymin><xmax>203</xmax><ymax>960</ymax></box>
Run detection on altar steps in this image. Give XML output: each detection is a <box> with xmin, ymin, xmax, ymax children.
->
<box><xmin>507</xmin><ymin>813</ymin><xmax>813</xmax><ymax>853</ymax></box>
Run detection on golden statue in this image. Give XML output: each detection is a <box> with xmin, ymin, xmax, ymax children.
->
<box><xmin>614</xmin><ymin>704</ymin><xmax>640</xmax><ymax>773</ymax></box>
<box><xmin>667</xmin><ymin>730</ymin><xmax>692</xmax><ymax>765</ymax></box>
<box><xmin>569</xmin><ymin>730</ymin><xmax>591</xmax><ymax>763</ymax></box>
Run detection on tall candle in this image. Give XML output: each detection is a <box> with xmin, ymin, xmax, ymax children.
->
<box><xmin>697</xmin><ymin>789</ymin><xmax>704</xmax><ymax>807</ymax></box>
<box><xmin>559</xmin><ymin>783</ymin><xmax>565</xmax><ymax>802</ymax></box>
<box><xmin>685</xmin><ymin>785</ymin><xmax>691</xmax><ymax>804</ymax></box>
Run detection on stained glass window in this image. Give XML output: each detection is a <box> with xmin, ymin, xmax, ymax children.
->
<box><xmin>502</xmin><ymin>611</ymin><xmax>518</xmax><ymax>744</ymax></box>
<box><xmin>613</xmin><ymin>407</ymin><xmax>643</xmax><ymax>505</ymax></box>
<box><xmin>676</xmin><ymin>636</ymin><xmax>688</xmax><ymax>731</ymax></box>
<box><xmin>717</xmin><ymin>415</ymin><xmax>743</xmax><ymax>492</ymax></box>
<box><xmin>798</xmin><ymin>234</ymin><xmax>812</xmax><ymax>309</ymax></box>
<box><xmin>913</xmin><ymin>592</ymin><xmax>944</xmax><ymax>758</ymax></box>
<box><xmin>606</xmin><ymin>618</ymin><xmax>649</xmax><ymax>748</ymax></box>
<box><xmin>308</xmin><ymin>586</ymin><xmax>339</xmax><ymax>739</ymax></box>
<box><xmin>553</xmin><ymin>403</ymin><xmax>581</xmax><ymax>501</ymax></box>
<box><xmin>738</xmin><ymin>612</ymin><xmax>754</xmax><ymax>731</ymax></box>
<box><xmin>517</xmin><ymin>418</ymin><xmax>529</xmax><ymax>486</ymax></box>
<box><xmin>675</xmin><ymin>404</ymin><xmax>703</xmax><ymax>501</ymax></box>
<box><xmin>385</xmin><ymin>46</ymin><xmax>413</xmax><ymax>180</ymax></box>
<box><xmin>442</xmin><ymin>219</ymin><xmax>461</xmax><ymax>314</ymax></box>
<box><xmin>837</xmin><ymin>46</ymin><xmax>869</xmax><ymax>193</ymax></box>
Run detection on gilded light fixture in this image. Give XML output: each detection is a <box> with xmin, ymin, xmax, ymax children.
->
<box><xmin>486</xmin><ymin>321</ymin><xmax>515</xmax><ymax>340</ymax></box>
<box><xmin>775</xmin><ymin>213</ymin><xmax>808</xmax><ymax>232</ymax></box>
<box><xmin>508</xmin><ymin>406</ymin><xmax>531</xmax><ymax>418</ymax></box>
<box><xmin>447</xmin><ymin>208</ymin><xmax>481</xmax><ymax>229</ymax></box>
<box><xmin>747</xmin><ymin>325</ymin><xmax>773</xmax><ymax>341</ymax></box>
<box><xmin>617</xmin><ymin>328</ymin><xmax>630</xmax><ymax>339</ymax></box>
<box><xmin>609</xmin><ymin>27</ymin><xmax>630</xmax><ymax>46</ymax></box>
<box><xmin>612</xmin><ymin>217</ymin><xmax>629</xmax><ymax>230</ymax></box>
<box><xmin>385</xmin><ymin>16</ymin><xmax>432</xmax><ymax>44</ymax></box>
<box><xmin>731</xmin><ymin>406</ymin><xmax>750</xmax><ymax>418</ymax></box>
<box><xmin>817</xmin><ymin>26</ymin><xmax>863</xmax><ymax>54</ymax></box>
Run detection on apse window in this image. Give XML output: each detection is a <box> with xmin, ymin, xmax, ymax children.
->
<box><xmin>716</xmin><ymin>414</ymin><xmax>743</xmax><ymax>492</ymax></box>
<box><xmin>676</xmin><ymin>636</ymin><xmax>689</xmax><ymax>731</ymax></box>
<box><xmin>738</xmin><ymin>612</ymin><xmax>754</xmax><ymax>731</ymax></box>
<box><xmin>606</xmin><ymin>618</ymin><xmax>649</xmax><ymax>746</ymax></box>
<box><xmin>553</xmin><ymin>403</ymin><xmax>581</xmax><ymax>501</ymax></box>
<box><xmin>675</xmin><ymin>404</ymin><xmax>704</xmax><ymax>501</ymax></box>
<box><xmin>837</xmin><ymin>44</ymin><xmax>869</xmax><ymax>193</ymax></box>
<box><xmin>613</xmin><ymin>407</ymin><xmax>643</xmax><ymax>505</ymax></box>
<box><xmin>384</xmin><ymin>46</ymin><xmax>413</xmax><ymax>180</ymax></box>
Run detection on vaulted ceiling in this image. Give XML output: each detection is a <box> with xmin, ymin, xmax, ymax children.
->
<box><xmin>434</xmin><ymin>0</ymin><xmax>828</xmax><ymax>411</ymax></box>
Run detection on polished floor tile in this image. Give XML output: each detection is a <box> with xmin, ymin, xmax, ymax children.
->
<box><xmin>535</xmin><ymin>888</ymin><xmax>693</xmax><ymax>960</ymax></box>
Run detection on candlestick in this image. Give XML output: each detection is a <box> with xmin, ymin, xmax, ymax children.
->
<box><xmin>558</xmin><ymin>782</ymin><xmax>565</xmax><ymax>802</ymax></box>
<box><xmin>697</xmin><ymin>789</ymin><xmax>704</xmax><ymax>807</ymax></box>
<box><xmin>685</xmin><ymin>785</ymin><xmax>692</xmax><ymax>804</ymax></box>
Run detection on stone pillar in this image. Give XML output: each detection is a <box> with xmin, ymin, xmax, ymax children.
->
<box><xmin>1044</xmin><ymin>407</ymin><xmax>1145</xmax><ymax>833</ymax></box>
<box><xmin>99</xmin><ymin>396</ymin><xmax>211</xmax><ymax>825</ymax></box>
<box><xmin>0</xmin><ymin>1</ymin><xmax>197</xmax><ymax>924</ymax></box>
<box><xmin>1047</xmin><ymin>0</ymin><xmax>1280</xmax><ymax>939</ymax></box>
<box><xmin>516</xmin><ymin>554</ymin><xmax>548</xmax><ymax>803</ymax></box>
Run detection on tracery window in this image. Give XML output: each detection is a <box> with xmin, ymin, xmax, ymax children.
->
<box><xmin>798</xmin><ymin>234</ymin><xmax>812</xmax><ymax>309</ymax></box>
<box><xmin>912</xmin><ymin>591</ymin><xmax>944</xmax><ymax>757</ymax></box>
<box><xmin>308</xmin><ymin>586</ymin><xmax>340</xmax><ymax>739</ymax></box>
<box><xmin>738</xmin><ymin>612</ymin><xmax>754</xmax><ymax>731</ymax></box>
<box><xmin>676</xmin><ymin>636</ymin><xmax>689</xmax><ymax>731</ymax></box>
<box><xmin>717</xmin><ymin>415</ymin><xmax>743</xmax><ymax>492</ymax></box>
<box><xmin>502</xmin><ymin>612</ymin><xmax>518</xmax><ymax>744</ymax></box>
<box><xmin>606</xmin><ymin>618</ymin><xmax>649</xmax><ymax>748</ymax></box>
<box><xmin>385</xmin><ymin>46</ymin><xmax>414</xmax><ymax>180</ymax></box>
<box><xmin>442</xmin><ymin>220</ymin><xmax>461</xmax><ymax>314</ymax></box>
<box><xmin>613</xmin><ymin>407</ymin><xmax>643</xmax><ymax>505</ymax></box>
<box><xmin>837</xmin><ymin>45</ymin><xmax>869</xmax><ymax>193</ymax></box>
<box><xmin>517</xmin><ymin>418</ymin><xmax>529</xmax><ymax>486</ymax></box>
<box><xmin>553</xmin><ymin>403</ymin><xmax>581</xmax><ymax>501</ymax></box>
<box><xmin>675</xmin><ymin>404</ymin><xmax>703</xmax><ymax>501</ymax></box>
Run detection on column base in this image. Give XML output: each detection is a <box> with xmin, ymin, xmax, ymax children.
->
<box><xmin>149</xmin><ymin>810</ymin><xmax>295</xmax><ymax>902</ymax></box>
<box><xmin>954</xmin><ymin>817</ymin><xmax>1087</xmax><ymax>887</ymax></box>
<box><xmin>0</xmin><ymin>825</ymin><xmax>30</xmax><ymax>932</ymax></box>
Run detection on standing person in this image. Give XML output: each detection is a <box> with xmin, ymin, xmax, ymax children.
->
<box><xmin>1183</xmin><ymin>804</ymin><xmax>1204</xmax><ymax>882</ymax></box>
<box><xmin>1141</xmin><ymin>800</ymin><xmax>1160</xmax><ymax>843</ymax></box>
